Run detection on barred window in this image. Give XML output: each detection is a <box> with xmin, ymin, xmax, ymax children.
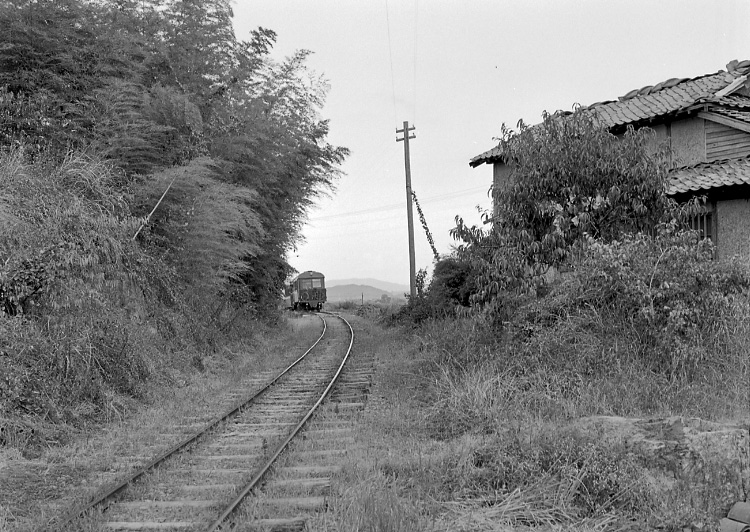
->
<box><xmin>688</xmin><ymin>210</ymin><xmax>713</xmax><ymax>240</ymax></box>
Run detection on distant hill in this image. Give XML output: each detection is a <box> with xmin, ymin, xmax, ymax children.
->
<box><xmin>327</xmin><ymin>278</ymin><xmax>409</xmax><ymax>294</ymax></box>
<box><xmin>326</xmin><ymin>284</ymin><xmax>394</xmax><ymax>303</ymax></box>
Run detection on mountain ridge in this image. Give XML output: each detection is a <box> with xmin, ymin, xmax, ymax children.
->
<box><xmin>326</xmin><ymin>278</ymin><xmax>409</xmax><ymax>294</ymax></box>
<box><xmin>326</xmin><ymin>284</ymin><xmax>396</xmax><ymax>303</ymax></box>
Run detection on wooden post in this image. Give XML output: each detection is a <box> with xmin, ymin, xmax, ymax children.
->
<box><xmin>396</xmin><ymin>121</ymin><xmax>417</xmax><ymax>300</ymax></box>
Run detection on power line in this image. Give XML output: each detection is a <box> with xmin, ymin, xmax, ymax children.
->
<box><xmin>412</xmin><ymin>0</ymin><xmax>418</xmax><ymax>125</ymax></box>
<box><xmin>308</xmin><ymin>194</ymin><xmax>490</xmax><ymax>225</ymax></box>
<box><xmin>302</xmin><ymin>223</ymin><xmax>404</xmax><ymax>239</ymax></box>
<box><xmin>308</xmin><ymin>186</ymin><xmax>489</xmax><ymax>222</ymax></box>
<box><xmin>384</xmin><ymin>0</ymin><xmax>398</xmax><ymax>127</ymax></box>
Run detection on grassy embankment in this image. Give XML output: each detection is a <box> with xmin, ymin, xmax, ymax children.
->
<box><xmin>0</xmin><ymin>148</ymin><xmax>318</xmax><ymax>528</ymax></box>
<box><xmin>0</xmin><ymin>313</ymin><xmax>322</xmax><ymax>531</ymax></box>
<box><xmin>318</xmin><ymin>280</ymin><xmax>750</xmax><ymax>532</ymax></box>
<box><xmin>0</xmin><ymin>148</ymin><xmax>266</xmax><ymax>442</ymax></box>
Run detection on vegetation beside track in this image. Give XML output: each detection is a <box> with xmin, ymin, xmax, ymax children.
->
<box><xmin>314</xmin><ymin>110</ymin><xmax>750</xmax><ymax>531</ymax></box>
<box><xmin>318</xmin><ymin>304</ymin><xmax>749</xmax><ymax>532</ymax></box>
<box><xmin>0</xmin><ymin>313</ymin><xmax>323</xmax><ymax>532</ymax></box>
<box><xmin>1</xmin><ymin>0</ymin><xmax>345</xmax><ymax>464</ymax></box>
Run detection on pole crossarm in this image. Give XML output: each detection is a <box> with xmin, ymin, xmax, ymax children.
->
<box><xmin>396</xmin><ymin>124</ymin><xmax>416</xmax><ymax>142</ymax></box>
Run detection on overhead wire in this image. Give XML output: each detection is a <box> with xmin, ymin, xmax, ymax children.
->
<box><xmin>306</xmin><ymin>221</ymin><xmax>411</xmax><ymax>240</ymax></box>
<box><xmin>309</xmin><ymin>205</ymin><xmax>489</xmax><ymax>232</ymax></box>
<box><xmin>308</xmin><ymin>186</ymin><xmax>489</xmax><ymax>222</ymax></box>
<box><xmin>384</xmin><ymin>0</ymin><xmax>398</xmax><ymax>127</ymax></box>
<box><xmin>385</xmin><ymin>0</ymin><xmax>418</xmax><ymax>125</ymax></box>
<box><xmin>412</xmin><ymin>0</ymin><xmax>418</xmax><ymax>126</ymax></box>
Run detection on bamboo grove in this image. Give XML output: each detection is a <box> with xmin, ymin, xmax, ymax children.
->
<box><xmin>0</xmin><ymin>0</ymin><xmax>347</xmax><ymax>419</ymax></box>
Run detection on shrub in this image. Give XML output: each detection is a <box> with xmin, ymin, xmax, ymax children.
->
<box><xmin>387</xmin><ymin>261</ymin><xmax>478</xmax><ymax>327</ymax></box>
<box><xmin>450</xmin><ymin>109</ymin><xmax>697</xmax><ymax>314</ymax></box>
<box><xmin>566</xmin><ymin>225</ymin><xmax>750</xmax><ymax>379</ymax></box>
<box><xmin>425</xmin><ymin>258</ymin><xmax>475</xmax><ymax>312</ymax></box>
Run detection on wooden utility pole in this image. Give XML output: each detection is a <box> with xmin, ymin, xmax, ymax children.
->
<box><xmin>396</xmin><ymin>121</ymin><xmax>417</xmax><ymax>300</ymax></box>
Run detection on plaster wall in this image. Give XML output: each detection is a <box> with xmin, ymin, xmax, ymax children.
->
<box><xmin>641</xmin><ymin>123</ymin><xmax>671</xmax><ymax>159</ymax></box>
<box><xmin>650</xmin><ymin>123</ymin><xmax>669</xmax><ymax>142</ymax></box>
<box><xmin>492</xmin><ymin>163</ymin><xmax>512</xmax><ymax>217</ymax></box>
<box><xmin>670</xmin><ymin>117</ymin><xmax>706</xmax><ymax>167</ymax></box>
<box><xmin>716</xmin><ymin>198</ymin><xmax>750</xmax><ymax>261</ymax></box>
<box><xmin>492</xmin><ymin>162</ymin><xmax>512</xmax><ymax>191</ymax></box>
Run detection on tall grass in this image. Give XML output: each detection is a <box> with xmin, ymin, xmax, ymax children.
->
<box><xmin>322</xmin><ymin>472</ymin><xmax>428</xmax><ymax>532</ymax></box>
<box><xmin>325</xmin><ymin>316</ymin><xmax>657</xmax><ymax>531</ymax></box>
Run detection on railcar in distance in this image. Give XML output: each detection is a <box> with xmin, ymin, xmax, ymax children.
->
<box><xmin>287</xmin><ymin>270</ymin><xmax>327</xmax><ymax>311</ymax></box>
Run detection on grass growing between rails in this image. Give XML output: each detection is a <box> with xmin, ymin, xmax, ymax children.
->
<box><xmin>317</xmin><ymin>293</ymin><xmax>749</xmax><ymax>531</ymax></box>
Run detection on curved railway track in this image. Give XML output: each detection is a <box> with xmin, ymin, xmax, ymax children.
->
<box><xmin>55</xmin><ymin>311</ymin><xmax>361</xmax><ymax>532</ymax></box>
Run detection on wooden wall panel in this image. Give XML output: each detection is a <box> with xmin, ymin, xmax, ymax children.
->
<box><xmin>671</xmin><ymin>117</ymin><xmax>706</xmax><ymax>166</ymax></box>
<box><xmin>706</xmin><ymin>120</ymin><xmax>750</xmax><ymax>161</ymax></box>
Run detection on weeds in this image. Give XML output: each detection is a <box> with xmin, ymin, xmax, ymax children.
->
<box><xmin>323</xmin><ymin>473</ymin><xmax>428</xmax><ymax>532</ymax></box>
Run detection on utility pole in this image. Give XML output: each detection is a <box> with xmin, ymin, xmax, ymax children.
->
<box><xmin>396</xmin><ymin>121</ymin><xmax>417</xmax><ymax>300</ymax></box>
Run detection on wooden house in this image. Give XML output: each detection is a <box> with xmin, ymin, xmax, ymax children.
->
<box><xmin>470</xmin><ymin>60</ymin><xmax>750</xmax><ymax>260</ymax></box>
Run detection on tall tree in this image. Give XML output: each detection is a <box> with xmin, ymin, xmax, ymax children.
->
<box><xmin>1</xmin><ymin>0</ymin><xmax>348</xmax><ymax>311</ymax></box>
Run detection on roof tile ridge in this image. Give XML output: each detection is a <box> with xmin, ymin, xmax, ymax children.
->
<box><xmin>714</xmin><ymin>73</ymin><xmax>750</xmax><ymax>99</ymax></box>
<box><xmin>672</xmin><ymin>155</ymin><xmax>750</xmax><ymax>172</ymax></box>
<box><xmin>617</xmin><ymin>69</ymin><xmax>730</xmax><ymax>104</ymax></box>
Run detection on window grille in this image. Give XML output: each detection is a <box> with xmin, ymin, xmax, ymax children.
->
<box><xmin>688</xmin><ymin>210</ymin><xmax>713</xmax><ymax>241</ymax></box>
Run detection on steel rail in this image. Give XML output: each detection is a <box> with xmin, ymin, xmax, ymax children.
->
<box><xmin>55</xmin><ymin>313</ymin><xmax>329</xmax><ymax>529</ymax></box>
<box><xmin>206</xmin><ymin>311</ymin><xmax>355</xmax><ymax>532</ymax></box>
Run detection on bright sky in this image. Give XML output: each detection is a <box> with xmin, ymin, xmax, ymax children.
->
<box><xmin>233</xmin><ymin>0</ymin><xmax>750</xmax><ymax>285</ymax></box>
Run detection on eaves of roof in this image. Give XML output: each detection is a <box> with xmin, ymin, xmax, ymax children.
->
<box><xmin>704</xmin><ymin>107</ymin><xmax>750</xmax><ymax>126</ymax></box>
<box><xmin>668</xmin><ymin>156</ymin><xmax>750</xmax><ymax>195</ymax></box>
<box><xmin>709</xmin><ymin>95</ymin><xmax>750</xmax><ymax>108</ymax></box>
<box><xmin>469</xmin><ymin>145</ymin><xmax>504</xmax><ymax>168</ymax></box>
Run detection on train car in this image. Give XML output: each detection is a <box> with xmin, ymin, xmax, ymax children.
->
<box><xmin>286</xmin><ymin>270</ymin><xmax>327</xmax><ymax>311</ymax></box>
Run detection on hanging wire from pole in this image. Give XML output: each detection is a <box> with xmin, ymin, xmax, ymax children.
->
<box><xmin>132</xmin><ymin>174</ymin><xmax>178</xmax><ymax>241</ymax></box>
<box><xmin>384</xmin><ymin>0</ymin><xmax>398</xmax><ymax>127</ymax></box>
<box><xmin>412</xmin><ymin>0</ymin><xmax>418</xmax><ymax>125</ymax></box>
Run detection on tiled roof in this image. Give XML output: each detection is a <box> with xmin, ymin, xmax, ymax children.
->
<box><xmin>469</xmin><ymin>145</ymin><xmax>503</xmax><ymax>167</ymax></box>
<box><xmin>471</xmin><ymin>60</ymin><xmax>750</xmax><ymax>167</ymax></box>
<box><xmin>707</xmin><ymin>107</ymin><xmax>750</xmax><ymax>124</ymax></box>
<box><xmin>469</xmin><ymin>149</ymin><xmax>498</xmax><ymax>167</ymax></box>
<box><xmin>708</xmin><ymin>94</ymin><xmax>750</xmax><ymax>108</ymax></box>
<box><xmin>668</xmin><ymin>157</ymin><xmax>750</xmax><ymax>195</ymax></box>
<box><xmin>587</xmin><ymin>71</ymin><xmax>736</xmax><ymax>128</ymax></box>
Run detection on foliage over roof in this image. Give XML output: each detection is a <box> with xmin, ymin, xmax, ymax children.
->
<box><xmin>470</xmin><ymin>59</ymin><xmax>750</xmax><ymax>168</ymax></box>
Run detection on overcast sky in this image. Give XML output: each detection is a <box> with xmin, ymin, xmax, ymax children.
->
<box><xmin>233</xmin><ymin>0</ymin><xmax>750</xmax><ymax>286</ymax></box>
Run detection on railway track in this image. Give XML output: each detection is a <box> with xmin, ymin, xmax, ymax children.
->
<box><xmin>55</xmin><ymin>311</ymin><xmax>365</xmax><ymax>532</ymax></box>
